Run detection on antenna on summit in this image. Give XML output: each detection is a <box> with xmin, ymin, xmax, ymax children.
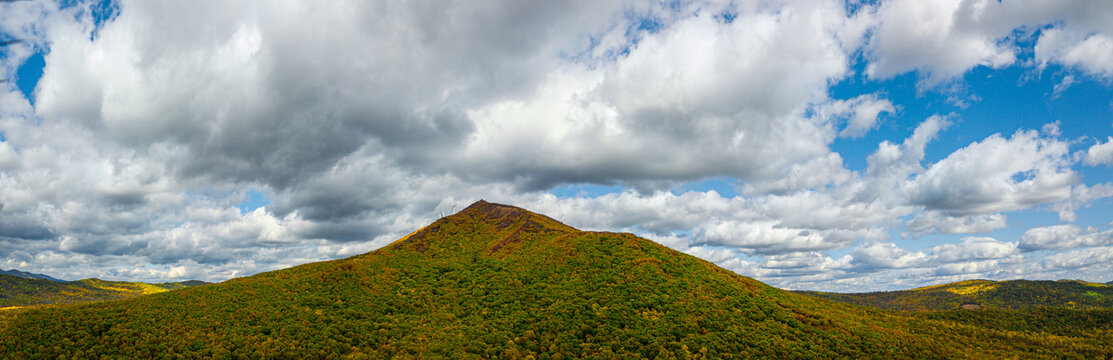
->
<box><xmin>451</xmin><ymin>203</ymin><xmax>456</xmax><ymax>214</ymax></box>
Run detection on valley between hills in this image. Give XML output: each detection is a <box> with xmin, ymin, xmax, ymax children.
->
<box><xmin>1</xmin><ymin>201</ymin><xmax>1111</xmax><ymax>359</ymax></box>
<box><xmin>0</xmin><ymin>274</ymin><xmax>207</xmax><ymax>309</ymax></box>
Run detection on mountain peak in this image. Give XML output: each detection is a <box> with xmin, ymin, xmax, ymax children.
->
<box><xmin>455</xmin><ymin>200</ymin><xmax>575</xmax><ymax>233</ymax></box>
<box><xmin>390</xmin><ymin>200</ymin><xmax>575</xmax><ymax>256</ymax></box>
<box><xmin>455</xmin><ymin>200</ymin><xmax>528</xmax><ymax>220</ymax></box>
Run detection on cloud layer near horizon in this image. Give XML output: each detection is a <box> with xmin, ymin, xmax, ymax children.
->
<box><xmin>2</xmin><ymin>0</ymin><xmax>1112</xmax><ymax>291</ymax></box>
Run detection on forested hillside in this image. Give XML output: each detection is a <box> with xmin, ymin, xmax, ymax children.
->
<box><xmin>1</xmin><ymin>201</ymin><xmax>1110</xmax><ymax>359</ymax></box>
<box><xmin>0</xmin><ymin>275</ymin><xmax>207</xmax><ymax>308</ymax></box>
<box><xmin>800</xmin><ymin>279</ymin><xmax>1113</xmax><ymax>311</ymax></box>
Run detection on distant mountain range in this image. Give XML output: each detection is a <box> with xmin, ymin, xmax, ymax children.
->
<box><xmin>0</xmin><ymin>269</ymin><xmax>64</xmax><ymax>282</ymax></box>
<box><xmin>0</xmin><ymin>274</ymin><xmax>208</xmax><ymax>308</ymax></box>
<box><xmin>1</xmin><ymin>201</ymin><xmax>1110</xmax><ymax>358</ymax></box>
<box><xmin>799</xmin><ymin>279</ymin><xmax>1113</xmax><ymax>311</ymax></box>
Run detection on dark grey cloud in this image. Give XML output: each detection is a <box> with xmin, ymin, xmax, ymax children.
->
<box><xmin>35</xmin><ymin>0</ymin><xmax>625</xmax><ymax>191</ymax></box>
<box><xmin>0</xmin><ymin>214</ymin><xmax>56</xmax><ymax>240</ymax></box>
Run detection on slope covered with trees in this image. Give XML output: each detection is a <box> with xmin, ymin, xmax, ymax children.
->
<box><xmin>800</xmin><ymin>279</ymin><xmax>1113</xmax><ymax>311</ymax></box>
<box><xmin>1</xmin><ymin>201</ymin><xmax>1110</xmax><ymax>359</ymax></box>
<box><xmin>0</xmin><ymin>275</ymin><xmax>207</xmax><ymax>308</ymax></box>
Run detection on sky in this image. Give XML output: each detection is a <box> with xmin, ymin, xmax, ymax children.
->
<box><xmin>1</xmin><ymin>0</ymin><xmax>1113</xmax><ymax>292</ymax></box>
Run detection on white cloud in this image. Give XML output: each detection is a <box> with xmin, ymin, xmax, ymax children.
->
<box><xmin>1037</xmin><ymin>29</ymin><xmax>1113</xmax><ymax>80</ymax></box>
<box><xmin>1084</xmin><ymin>137</ymin><xmax>1113</xmax><ymax>166</ymax></box>
<box><xmin>684</xmin><ymin>246</ymin><xmax>740</xmax><ymax>264</ymax></box>
<box><xmin>865</xmin><ymin>0</ymin><xmax>1113</xmax><ymax>86</ymax></box>
<box><xmin>761</xmin><ymin>252</ymin><xmax>851</xmax><ymax>272</ymax></box>
<box><xmin>865</xmin><ymin>0</ymin><xmax>1016</xmax><ymax>86</ymax></box>
<box><xmin>1052</xmin><ymin>75</ymin><xmax>1077</xmax><ymax>97</ymax></box>
<box><xmin>835</xmin><ymin>237</ymin><xmax>1022</xmax><ymax>282</ymax></box>
<box><xmin>595</xmin><ymin>2</ymin><xmax>848</xmax><ymax>118</ymax></box>
<box><xmin>905</xmin><ymin>129</ymin><xmax>1076</xmax><ymax>216</ymax></box>
<box><xmin>1042</xmin><ymin>246</ymin><xmax>1113</xmax><ymax>271</ymax></box>
<box><xmin>906</xmin><ymin>212</ymin><xmax>1008</xmax><ymax>236</ymax></box>
<box><xmin>1050</xmin><ymin>183</ymin><xmax>1113</xmax><ymax>222</ymax></box>
<box><xmin>1020</xmin><ymin>225</ymin><xmax>1113</xmax><ymax>251</ymax></box>
<box><xmin>759</xmin><ymin>190</ymin><xmax>897</xmax><ymax>232</ymax></box>
<box><xmin>929</xmin><ymin>236</ymin><xmax>1019</xmax><ymax>263</ymax></box>
<box><xmin>696</xmin><ymin>219</ymin><xmax>834</xmax><ymax>254</ymax></box>
<box><xmin>850</xmin><ymin>243</ymin><xmax>927</xmax><ymax>270</ymax></box>
<box><xmin>933</xmin><ymin>259</ymin><xmax>1009</xmax><ymax>276</ymax></box>
<box><xmin>466</xmin><ymin>0</ymin><xmax>863</xmax><ymax>190</ymax></box>
<box><xmin>865</xmin><ymin>115</ymin><xmax>950</xmax><ymax>184</ymax></box>
<box><xmin>0</xmin><ymin>140</ymin><xmax>19</xmax><ymax>170</ymax></box>
<box><xmin>839</xmin><ymin>95</ymin><xmax>896</xmax><ymax>138</ymax></box>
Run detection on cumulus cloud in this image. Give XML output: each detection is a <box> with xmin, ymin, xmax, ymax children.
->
<box><xmin>861</xmin><ymin>0</ymin><xmax>1113</xmax><ymax>87</ymax></box>
<box><xmin>906</xmin><ymin>212</ymin><xmax>1008</xmax><ymax>236</ymax></box>
<box><xmin>865</xmin><ymin>115</ymin><xmax>950</xmax><ymax>188</ymax></box>
<box><xmin>854</xmin><ymin>0</ymin><xmax>1113</xmax><ymax>89</ymax></box>
<box><xmin>850</xmin><ymin>243</ymin><xmax>927</xmax><ymax>270</ymax></box>
<box><xmin>1050</xmin><ymin>183</ymin><xmax>1113</xmax><ymax>222</ymax></box>
<box><xmin>822</xmin><ymin>94</ymin><xmax>896</xmax><ymax>138</ymax></box>
<box><xmin>33</xmin><ymin>0</ymin><xmax>627</xmax><ymax>191</ymax></box>
<box><xmin>1084</xmin><ymin>137</ymin><xmax>1113</xmax><ymax>166</ymax></box>
<box><xmin>465</xmin><ymin>0</ymin><xmax>864</xmax><ymax>191</ymax></box>
<box><xmin>840</xmin><ymin>237</ymin><xmax>1022</xmax><ymax>281</ymax></box>
<box><xmin>1020</xmin><ymin>225</ymin><xmax>1113</xmax><ymax>251</ymax></box>
<box><xmin>865</xmin><ymin>0</ymin><xmax>1017</xmax><ymax>86</ymax></box>
<box><xmin>696</xmin><ymin>219</ymin><xmax>835</xmax><ymax>254</ymax></box>
<box><xmin>1042</xmin><ymin>247</ymin><xmax>1113</xmax><ymax>272</ymax></box>
<box><xmin>894</xmin><ymin>126</ymin><xmax>1087</xmax><ymax>236</ymax></box>
<box><xmin>1037</xmin><ymin>29</ymin><xmax>1113</xmax><ymax>80</ymax></box>
<box><xmin>758</xmin><ymin>252</ymin><xmax>852</xmax><ymax>279</ymax></box>
<box><xmin>928</xmin><ymin>236</ymin><xmax>1019</xmax><ymax>263</ymax></box>
<box><xmin>684</xmin><ymin>246</ymin><xmax>741</xmax><ymax>264</ymax></box>
<box><xmin>905</xmin><ymin>129</ymin><xmax>1076</xmax><ymax>216</ymax></box>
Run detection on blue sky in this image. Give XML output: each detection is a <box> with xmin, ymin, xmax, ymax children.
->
<box><xmin>1</xmin><ymin>0</ymin><xmax>1113</xmax><ymax>291</ymax></box>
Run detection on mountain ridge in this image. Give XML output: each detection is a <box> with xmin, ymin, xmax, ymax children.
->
<box><xmin>0</xmin><ymin>275</ymin><xmax>209</xmax><ymax>308</ymax></box>
<box><xmin>799</xmin><ymin>278</ymin><xmax>1113</xmax><ymax>311</ymax></box>
<box><xmin>0</xmin><ymin>269</ymin><xmax>63</xmax><ymax>282</ymax></box>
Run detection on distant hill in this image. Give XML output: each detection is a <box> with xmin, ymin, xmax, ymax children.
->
<box><xmin>176</xmin><ymin>280</ymin><xmax>210</xmax><ymax>287</ymax></box>
<box><xmin>0</xmin><ymin>269</ymin><xmax>63</xmax><ymax>282</ymax></box>
<box><xmin>799</xmin><ymin>279</ymin><xmax>1113</xmax><ymax>311</ymax></box>
<box><xmin>1</xmin><ymin>201</ymin><xmax>1110</xmax><ymax>358</ymax></box>
<box><xmin>0</xmin><ymin>275</ymin><xmax>209</xmax><ymax>308</ymax></box>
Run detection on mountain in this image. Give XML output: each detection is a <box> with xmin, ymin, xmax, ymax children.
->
<box><xmin>1</xmin><ymin>201</ymin><xmax>1110</xmax><ymax>358</ymax></box>
<box><xmin>177</xmin><ymin>280</ymin><xmax>210</xmax><ymax>287</ymax></box>
<box><xmin>799</xmin><ymin>279</ymin><xmax>1113</xmax><ymax>311</ymax></box>
<box><xmin>0</xmin><ymin>269</ymin><xmax>63</xmax><ymax>282</ymax></box>
<box><xmin>0</xmin><ymin>275</ymin><xmax>209</xmax><ymax>308</ymax></box>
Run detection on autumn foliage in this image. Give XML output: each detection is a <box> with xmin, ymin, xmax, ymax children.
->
<box><xmin>0</xmin><ymin>201</ymin><xmax>1110</xmax><ymax>359</ymax></box>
